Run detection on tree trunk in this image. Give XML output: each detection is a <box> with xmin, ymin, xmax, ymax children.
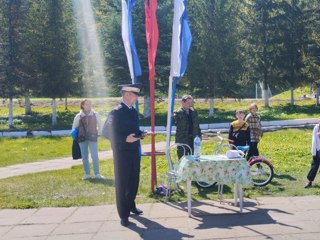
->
<box><xmin>262</xmin><ymin>81</ymin><xmax>269</xmax><ymax>107</ymax></box>
<box><xmin>65</xmin><ymin>96</ymin><xmax>68</xmax><ymax>110</ymax></box>
<box><xmin>263</xmin><ymin>89</ymin><xmax>269</xmax><ymax>107</ymax></box>
<box><xmin>8</xmin><ymin>98</ymin><xmax>13</xmax><ymax>128</ymax></box>
<box><xmin>52</xmin><ymin>98</ymin><xmax>57</xmax><ymax>126</ymax></box>
<box><xmin>143</xmin><ymin>95</ymin><xmax>151</xmax><ymax>118</ymax></box>
<box><xmin>290</xmin><ymin>87</ymin><xmax>294</xmax><ymax>105</ymax></box>
<box><xmin>208</xmin><ymin>98</ymin><xmax>215</xmax><ymax>117</ymax></box>
<box><xmin>25</xmin><ymin>95</ymin><xmax>32</xmax><ymax>115</ymax></box>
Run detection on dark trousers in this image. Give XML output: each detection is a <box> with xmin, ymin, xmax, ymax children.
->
<box><xmin>113</xmin><ymin>148</ymin><xmax>141</xmax><ymax>219</ymax></box>
<box><xmin>177</xmin><ymin>137</ymin><xmax>194</xmax><ymax>159</ymax></box>
<box><xmin>307</xmin><ymin>154</ymin><xmax>320</xmax><ymax>182</ymax></box>
<box><xmin>247</xmin><ymin>142</ymin><xmax>259</xmax><ymax>160</ymax></box>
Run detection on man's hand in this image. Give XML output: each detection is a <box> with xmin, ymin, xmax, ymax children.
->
<box><xmin>126</xmin><ymin>133</ymin><xmax>139</xmax><ymax>143</ymax></box>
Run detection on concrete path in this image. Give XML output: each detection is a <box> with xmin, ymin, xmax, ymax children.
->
<box><xmin>0</xmin><ymin>142</ymin><xmax>168</xmax><ymax>180</ymax></box>
<box><xmin>1</xmin><ymin>196</ymin><xmax>320</xmax><ymax>239</ymax></box>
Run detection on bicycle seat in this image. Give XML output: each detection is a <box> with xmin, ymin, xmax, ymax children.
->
<box><xmin>237</xmin><ymin>146</ymin><xmax>250</xmax><ymax>151</ymax></box>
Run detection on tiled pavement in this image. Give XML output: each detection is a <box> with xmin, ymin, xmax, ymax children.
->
<box><xmin>1</xmin><ymin>196</ymin><xmax>320</xmax><ymax>239</ymax></box>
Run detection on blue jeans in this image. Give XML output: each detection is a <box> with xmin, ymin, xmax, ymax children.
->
<box><xmin>79</xmin><ymin>141</ymin><xmax>100</xmax><ymax>176</ymax></box>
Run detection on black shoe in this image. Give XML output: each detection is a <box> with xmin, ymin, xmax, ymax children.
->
<box><xmin>131</xmin><ymin>207</ymin><xmax>143</xmax><ymax>215</ymax></box>
<box><xmin>304</xmin><ymin>181</ymin><xmax>312</xmax><ymax>188</ymax></box>
<box><xmin>120</xmin><ymin>218</ymin><xmax>129</xmax><ymax>226</ymax></box>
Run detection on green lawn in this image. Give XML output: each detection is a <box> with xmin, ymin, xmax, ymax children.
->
<box><xmin>0</xmin><ymin>134</ymin><xmax>166</xmax><ymax>168</ymax></box>
<box><xmin>0</xmin><ymin>136</ymin><xmax>110</xmax><ymax>167</ymax></box>
<box><xmin>1</xmin><ymin>128</ymin><xmax>319</xmax><ymax>209</ymax></box>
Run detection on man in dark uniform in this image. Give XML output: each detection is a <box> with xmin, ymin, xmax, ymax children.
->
<box><xmin>102</xmin><ymin>83</ymin><xmax>148</xmax><ymax>227</ymax></box>
<box><xmin>174</xmin><ymin>95</ymin><xmax>201</xmax><ymax>159</ymax></box>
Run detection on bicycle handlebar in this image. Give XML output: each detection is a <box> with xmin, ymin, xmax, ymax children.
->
<box><xmin>216</xmin><ymin>131</ymin><xmax>234</xmax><ymax>144</ymax></box>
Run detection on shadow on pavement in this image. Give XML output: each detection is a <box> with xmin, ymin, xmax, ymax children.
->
<box><xmin>162</xmin><ymin>200</ymin><xmax>302</xmax><ymax>232</ymax></box>
<box><xmin>129</xmin><ymin>215</ymin><xmax>194</xmax><ymax>240</ymax></box>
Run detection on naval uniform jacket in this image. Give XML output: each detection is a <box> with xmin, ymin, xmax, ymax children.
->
<box><xmin>103</xmin><ymin>102</ymin><xmax>143</xmax><ymax>150</ymax></box>
<box><xmin>103</xmin><ymin>102</ymin><xmax>143</xmax><ymax>219</ymax></box>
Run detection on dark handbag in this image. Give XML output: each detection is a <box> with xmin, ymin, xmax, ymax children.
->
<box><xmin>72</xmin><ymin>140</ymin><xmax>82</xmax><ymax>160</ymax></box>
<box><xmin>232</xmin><ymin>123</ymin><xmax>246</xmax><ymax>139</ymax></box>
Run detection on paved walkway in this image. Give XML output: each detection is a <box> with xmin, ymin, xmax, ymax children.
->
<box><xmin>1</xmin><ymin>196</ymin><xmax>320</xmax><ymax>239</ymax></box>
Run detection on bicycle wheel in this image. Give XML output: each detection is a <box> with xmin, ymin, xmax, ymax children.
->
<box><xmin>195</xmin><ymin>181</ymin><xmax>217</xmax><ymax>188</ymax></box>
<box><xmin>249</xmin><ymin>159</ymin><xmax>274</xmax><ymax>186</ymax></box>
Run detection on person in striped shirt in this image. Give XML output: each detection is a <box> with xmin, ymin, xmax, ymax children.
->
<box><xmin>245</xmin><ymin>103</ymin><xmax>263</xmax><ymax>160</ymax></box>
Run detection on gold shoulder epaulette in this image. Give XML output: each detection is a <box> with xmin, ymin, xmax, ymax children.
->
<box><xmin>114</xmin><ymin>104</ymin><xmax>122</xmax><ymax>110</ymax></box>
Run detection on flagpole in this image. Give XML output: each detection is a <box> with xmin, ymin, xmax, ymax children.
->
<box><xmin>150</xmin><ymin>76</ymin><xmax>156</xmax><ymax>190</ymax></box>
<box><xmin>144</xmin><ymin>0</ymin><xmax>159</xmax><ymax>191</ymax></box>
<box><xmin>166</xmin><ymin>0</ymin><xmax>192</xmax><ymax>191</ymax></box>
<box><xmin>166</xmin><ymin>76</ymin><xmax>174</xmax><ymax>170</ymax></box>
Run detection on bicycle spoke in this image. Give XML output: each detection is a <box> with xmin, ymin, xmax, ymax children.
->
<box><xmin>249</xmin><ymin>160</ymin><xmax>274</xmax><ymax>186</ymax></box>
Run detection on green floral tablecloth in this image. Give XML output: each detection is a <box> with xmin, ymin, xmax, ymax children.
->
<box><xmin>175</xmin><ymin>155</ymin><xmax>252</xmax><ymax>185</ymax></box>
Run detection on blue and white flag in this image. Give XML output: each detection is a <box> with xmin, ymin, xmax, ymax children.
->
<box><xmin>122</xmin><ymin>0</ymin><xmax>142</xmax><ymax>81</ymax></box>
<box><xmin>170</xmin><ymin>0</ymin><xmax>192</xmax><ymax>78</ymax></box>
<box><xmin>166</xmin><ymin>0</ymin><xmax>192</xmax><ymax>170</ymax></box>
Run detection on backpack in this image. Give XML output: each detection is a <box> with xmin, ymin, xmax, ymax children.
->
<box><xmin>78</xmin><ymin>114</ymin><xmax>98</xmax><ymax>142</ymax></box>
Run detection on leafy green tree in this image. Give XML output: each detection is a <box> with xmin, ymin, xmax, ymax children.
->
<box><xmin>274</xmin><ymin>0</ymin><xmax>318</xmax><ymax>105</ymax></box>
<box><xmin>0</xmin><ymin>2</ymin><xmax>8</xmax><ymax>99</ymax></box>
<box><xmin>0</xmin><ymin>0</ymin><xmax>29</xmax><ymax>127</ymax></box>
<box><xmin>21</xmin><ymin>0</ymin><xmax>47</xmax><ymax>114</ymax></box>
<box><xmin>187</xmin><ymin>0</ymin><xmax>245</xmax><ymax>116</ymax></box>
<box><xmin>240</xmin><ymin>0</ymin><xmax>283</xmax><ymax>107</ymax></box>
<box><xmin>301</xmin><ymin>0</ymin><xmax>320</xmax><ymax>105</ymax></box>
<box><xmin>35</xmin><ymin>0</ymin><xmax>80</xmax><ymax>126</ymax></box>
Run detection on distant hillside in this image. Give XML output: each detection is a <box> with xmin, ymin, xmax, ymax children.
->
<box><xmin>271</xmin><ymin>85</ymin><xmax>314</xmax><ymax>100</ymax></box>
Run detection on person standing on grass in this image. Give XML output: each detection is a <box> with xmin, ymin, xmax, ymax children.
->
<box><xmin>102</xmin><ymin>83</ymin><xmax>149</xmax><ymax>227</ymax></box>
<box><xmin>229</xmin><ymin>110</ymin><xmax>250</xmax><ymax>147</ymax></box>
<box><xmin>174</xmin><ymin>95</ymin><xmax>201</xmax><ymax>159</ymax></box>
<box><xmin>305</xmin><ymin>120</ymin><xmax>320</xmax><ymax>188</ymax></box>
<box><xmin>245</xmin><ymin>103</ymin><xmax>263</xmax><ymax>160</ymax></box>
<box><xmin>72</xmin><ymin>99</ymin><xmax>105</xmax><ymax>180</ymax></box>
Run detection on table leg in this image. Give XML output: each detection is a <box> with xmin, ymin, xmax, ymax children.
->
<box><xmin>218</xmin><ymin>184</ymin><xmax>223</xmax><ymax>203</ymax></box>
<box><xmin>234</xmin><ymin>183</ymin><xmax>238</xmax><ymax>207</ymax></box>
<box><xmin>187</xmin><ymin>180</ymin><xmax>191</xmax><ymax>217</ymax></box>
<box><xmin>239</xmin><ymin>184</ymin><xmax>243</xmax><ymax>213</ymax></box>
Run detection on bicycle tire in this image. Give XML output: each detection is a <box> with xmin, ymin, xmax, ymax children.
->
<box><xmin>249</xmin><ymin>159</ymin><xmax>274</xmax><ymax>186</ymax></box>
<box><xmin>195</xmin><ymin>181</ymin><xmax>217</xmax><ymax>188</ymax></box>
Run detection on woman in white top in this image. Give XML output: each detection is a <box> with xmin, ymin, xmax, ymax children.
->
<box><xmin>72</xmin><ymin>99</ymin><xmax>104</xmax><ymax>180</ymax></box>
<box><xmin>305</xmin><ymin>120</ymin><xmax>320</xmax><ymax>188</ymax></box>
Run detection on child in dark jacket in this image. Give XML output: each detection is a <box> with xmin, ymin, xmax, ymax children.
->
<box><xmin>229</xmin><ymin>110</ymin><xmax>251</xmax><ymax>147</ymax></box>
